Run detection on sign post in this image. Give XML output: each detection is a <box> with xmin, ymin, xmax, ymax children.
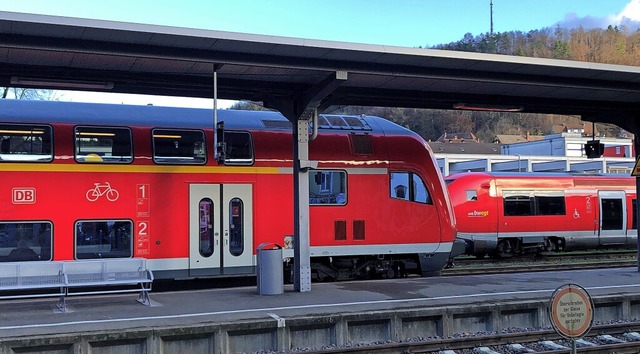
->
<box><xmin>549</xmin><ymin>283</ymin><xmax>594</xmax><ymax>354</ymax></box>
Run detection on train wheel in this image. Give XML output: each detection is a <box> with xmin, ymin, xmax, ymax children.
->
<box><xmin>386</xmin><ymin>268</ymin><xmax>395</xmax><ymax>279</ymax></box>
<box><xmin>496</xmin><ymin>240</ymin><xmax>514</xmax><ymax>258</ymax></box>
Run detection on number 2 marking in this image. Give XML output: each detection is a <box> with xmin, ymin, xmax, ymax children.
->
<box><xmin>138</xmin><ymin>221</ymin><xmax>148</xmax><ymax>236</ymax></box>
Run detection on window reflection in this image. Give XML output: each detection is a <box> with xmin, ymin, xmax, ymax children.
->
<box><xmin>390</xmin><ymin>172</ymin><xmax>432</xmax><ymax>204</ymax></box>
<box><xmin>0</xmin><ymin>124</ymin><xmax>53</xmax><ymax>162</ymax></box>
<box><xmin>199</xmin><ymin>199</ymin><xmax>214</xmax><ymax>257</ymax></box>
<box><xmin>75</xmin><ymin>220</ymin><xmax>132</xmax><ymax>259</ymax></box>
<box><xmin>309</xmin><ymin>170</ymin><xmax>347</xmax><ymax>205</ymax></box>
<box><xmin>153</xmin><ymin>129</ymin><xmax>206</xmax><ymax>164</ymax></box>
<box><xmin>75</xmin><ymin>126</ymin><xmax>132</xmax><ymax>163</ymax></box>
<box><xmin>229</xmin><ymin>198</ymin><xmax>244</xmax><ymax>256</ymax></box>
<box><xmin>0</xmin><ymin>222</ymin><xmax>52</xmax><ymax>262</ymax></box>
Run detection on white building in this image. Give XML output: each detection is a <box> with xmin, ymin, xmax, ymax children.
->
<box><xmin>501</xmin><ymin>132</ymin><xmax>633</xmax><ymax>158</ymax></box>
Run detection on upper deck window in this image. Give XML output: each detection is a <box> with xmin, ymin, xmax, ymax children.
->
<box><xmin>0</xmin><ymin>124</ymin><xmax>52</xmax><ymax>162</ymax></box>
<box><xmin>75</xmin><ymin>126</ymin><xmax>132</xmax><ymax>163</ymax></box>
<box><xmin>152</xmin><ymin>129</ymin><xmax>206</xmax><ymax>164</ymax></box>
<box><xmin>223</xmin><ymin>131</ymin><xmax>253</xmax><ymax>165</ymax></box>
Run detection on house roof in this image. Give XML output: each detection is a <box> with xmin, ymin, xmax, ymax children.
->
<box><xmin>494</xmin><ymin>134</ymin><xmax>546</xmax><ymax>144</ymax></box>
<box><xmin>428</xmin><ymin>142</ymin><xmax>502</xmax><ymax>155</ymax></box>
<box><xmin>435</xmin><ymin>132</ymin><xmax>478</xmax><ymax>143</ymax></box>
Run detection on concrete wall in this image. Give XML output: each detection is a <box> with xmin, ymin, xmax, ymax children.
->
<box><xmin>1</xmin><ymin>294</ymin><xmax>638</xmax><ymax>354</ymax></box>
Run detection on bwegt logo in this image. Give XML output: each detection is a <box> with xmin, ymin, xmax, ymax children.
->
<box><xmin>467</xmin><ymin>210</ymin><xmax>489</xmax><ymax>217</ymax></box>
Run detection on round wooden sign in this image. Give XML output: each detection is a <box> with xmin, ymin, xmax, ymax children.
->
<box><xmin>549</xmin><ymin>283</ymin><xmax>593</xmax><ymax>338</ymax></box>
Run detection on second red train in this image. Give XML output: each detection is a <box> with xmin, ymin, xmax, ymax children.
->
<box><xmin>445</xmin><ymin>172</ymin><xmax>637</xmax><ymax>258</ymax></box>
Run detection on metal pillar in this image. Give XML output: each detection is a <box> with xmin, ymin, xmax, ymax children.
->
<box><xmin>264</xmin><ymin>71</ymin><xmax>347</xmax><ymax>292</ymax></box>
<box><xmin>293</xmin><ymin>118</ymin><xmax>312</xmax><ymax>291</ymax></box>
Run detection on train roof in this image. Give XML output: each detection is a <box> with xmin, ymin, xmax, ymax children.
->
<box><xmin>0</xmin><ymin>99</ymin><xmax>414</xmax><ymax>136</ymax></box>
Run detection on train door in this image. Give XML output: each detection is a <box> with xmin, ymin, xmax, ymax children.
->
<box><xmin>598</xmin><ymin>191</ymin><xmax>627</xmax><ymax>245</ymax></box>
<box><xmin>189</xmin><ymin>184</ymin><xmax>253</xmax><ymax>276</ymax></box>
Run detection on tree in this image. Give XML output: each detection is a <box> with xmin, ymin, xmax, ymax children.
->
<box><xmin>2</xmin><ymin>87</ymin><xmax>58</xmax><ymax>100</ymax></box>
<box><xmin>228</xmin><ymin>100</ymin><xmax>269</xmax><ymax>111</ymax></box>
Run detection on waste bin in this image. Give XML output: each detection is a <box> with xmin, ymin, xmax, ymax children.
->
<box><xmin>256</xmin><ymin>242</ymin><xmax>283</xmax><ymax>295</ymax></box>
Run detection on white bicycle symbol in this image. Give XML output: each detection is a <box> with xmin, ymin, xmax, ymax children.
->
<box><xmin>86</xmin><ymin>182</ymin><xmax>119</xmax><ymax>202</ymax></box>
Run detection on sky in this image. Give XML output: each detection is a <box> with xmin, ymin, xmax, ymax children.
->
<box><xmin>2</xmin><ymin>0</ymin><xmax>640</xmax><ymax>108</ymax></box>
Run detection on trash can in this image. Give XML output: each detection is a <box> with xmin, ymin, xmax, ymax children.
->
<box><xmin>256</xmin><ymin>242</ymin><xmax>283</xmax><ymax>295</ymax></box>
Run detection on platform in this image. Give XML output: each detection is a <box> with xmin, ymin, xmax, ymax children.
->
<box><xmin>1</xmin><ymin>267</ymin><xmax>640</xmax><ymax>353</ymax></box>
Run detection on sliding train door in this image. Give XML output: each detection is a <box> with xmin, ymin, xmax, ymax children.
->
<box><xmin>598</xmin><ymin>191</ymin><xmax>627</xmax><ymax>245</ymax></box>
<box><xmin>189</xmin><ymin>184</ymin><xmax>253</xmax><ymax>276</ymax></box>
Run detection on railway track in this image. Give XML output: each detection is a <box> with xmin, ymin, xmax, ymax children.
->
<box><xmin>443</xmin><ymin>250</ymin><xmax>638</xmax><ymax>275</ymax></box>
<box><xmin>297</xmin><ymin>322</ymin><xmax>640</xmax><ymax>353</ymax></box>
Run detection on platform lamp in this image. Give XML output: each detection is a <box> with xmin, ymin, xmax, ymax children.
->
<box><xmin>10</xmin><ymin>77</ymin><xmax>114</xmax><ymax>90</ymax></box>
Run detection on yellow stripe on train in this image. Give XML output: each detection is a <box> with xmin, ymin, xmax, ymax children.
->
<box><xmin>0</xmin><ymin>163</ymin><xmax>281</xmax><ymax>174</ymax></box>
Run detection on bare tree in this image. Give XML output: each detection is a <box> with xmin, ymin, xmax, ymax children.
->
<box><xmin>1</xmin><ymin>87</ymin><xmax>59</xmax><ymax>100</ymax></box>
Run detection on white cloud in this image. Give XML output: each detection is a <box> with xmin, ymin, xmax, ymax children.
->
<box><xmin>556</xmin><ymin>0</ymin><xmax>640</xmax><ymax>31</ymax></box>
<box><xmin>56</xmin><ymin>90</ymin><xmax>236</xmax><ymax>109</ymax></box>
<box><xmin>618</xmin><ymin>0</ymin><xmax>640</xmax><ymax>21</ymax></box>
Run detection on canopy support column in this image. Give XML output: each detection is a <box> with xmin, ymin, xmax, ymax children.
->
<box><xmin>265</xmin><ymin>71</ymin><xmax>347</xmax><ymax>292</ymax></box>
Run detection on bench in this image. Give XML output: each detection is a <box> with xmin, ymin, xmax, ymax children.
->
<box><xmin>0</xmin><ymin>258</ymin><xmax>154</xmax><ymax>312</ymax></box>
<box><xmin>0</xmin><ymin>262</ymin><xmax>66</xmax><ymax>305</ymax></box>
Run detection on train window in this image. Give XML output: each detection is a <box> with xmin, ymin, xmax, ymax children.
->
<box><xmin>325</xmin><ymin>116</ymin><xmax>348</xmax><ymax>127</ymax></box>
<box><xmin>633</xmin><ymin>199</ymin><xmax>637</xmax><ymax>230</ymax></box>
<box><xmin>535</xmin><ymin>196</ymin><xmax>566</xmax><ymax>215</ymax></box>
<box><xmin>342</xmin><ymin>117</ymin><xmax>366</xmax><ymax>129</ymax></box>
<box><xmin>412</xmin><ymin>174</ymin><xmax>431</xmax><ymax>204</ymax></box>
<box><xmin>503</xmin><ymin>192</ymin><xmax>533</xmax><ymax>216</ymax></box>
<box><xmin>466</xmin><ymin>190</ymin><xmax>478</xmax><ymax>201</ymax></box>
<box><xmin>229</xmin><ymin>198</ymin><xmax>244</xmax><ymax>257</ymax></box>
<box><xmin>199</xmin><ymin>199</ymin><xmax>214</xmax><ymax>257</ymax></box>
<box><xmin>75</xmin><ymin>126</ymin><xmax>132</xmax><ymax>163</ymax></box>
<box><xmin>315</xmin><ymin>115</ymin><xmax>372</xmax><ymax>131</ymax></box>
<box><xmin>390</xmin><ymin>172</ymin><xmax>432</xmax><ymax>204</ymax></box>
<box><xmin>224</xmin><ymin>131</ymin><xmax>253</xmax><ymax>165</ymax></box>
<box><xmin>601</xmin><ymin>199</ymin><xmax>623</xmax><ymax>230</ymax></box>
<box><xmin>316</xmin><ymin>115</ymin><xmax>331</xmax><ymax>128</ymax></box>
<box><xmin>390</xmin><ymin>172</ymin><xmax>410</xmax><ymax>201</ymax></box>
<box><xmin>0</xmin><ymin>124</ymin><xmax>52</xmax><ymax>162</ymax></box>
<box><xmin>153</xmin><ymin>129</ymin><xmax>206</xmax><ymax>164</ymax></box>
<box><xmin>0</xmin><ymin>222</ymin><xmax>52</xmax><ymax>262</ymax></box>
<box><xmin>74</xmin><ymin>220</ymin><xmax>132</xmax><ymax>259</ymax></box>
<box><xmin>309</xmin><ymin>170</ymin><xmax>347</xmax><ymax>205</ymax></box>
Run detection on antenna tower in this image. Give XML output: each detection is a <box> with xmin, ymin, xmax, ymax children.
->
<box><xmin>490</xmin><ymin>0</ymin><xmax>494</xmax><ymax>35</ymax></box>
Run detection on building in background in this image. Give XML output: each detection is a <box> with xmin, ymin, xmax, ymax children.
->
<box><xmin>430</xmin><ymin>125</ymin><xmax>635</xmax><ymax>176</ymax></box>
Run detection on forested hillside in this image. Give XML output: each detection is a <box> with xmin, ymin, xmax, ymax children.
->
<box><xmin>327</xmin><ymin>26</ymin><xmax>637</xmax><ymax>143</ymax></box>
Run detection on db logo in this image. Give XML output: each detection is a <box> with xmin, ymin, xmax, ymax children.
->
<box><xmin>12</xmin><ymin>188</ymin><xmax>36</xmax><ymax>204</ymax></box>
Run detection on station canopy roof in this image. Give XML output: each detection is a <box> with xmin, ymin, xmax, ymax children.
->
<box><xmin>1</xmin><ymin>11</ymin><xmax>640</xmax><ymax>128</ymax></box>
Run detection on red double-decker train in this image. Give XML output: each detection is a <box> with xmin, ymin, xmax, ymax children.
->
<box><xmin>446</xmin><ymin>172</ymin><xmax>637</xmax><ymax>258</ymax></box>
<box><xmin>0</xmin><ymin>99</ymin><xmax>461</xmax><ymax>281</ymax></box>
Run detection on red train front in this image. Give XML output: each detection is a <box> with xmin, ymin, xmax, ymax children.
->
<box><xmin>446</xmin><ymin>171</ymin><xmax>637</xmax><ymax>258</ymax></box>
<box><xmin>0</xmin><ymin>99</ymin><xmax>461</xmax><ymax>281</ymax></box>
